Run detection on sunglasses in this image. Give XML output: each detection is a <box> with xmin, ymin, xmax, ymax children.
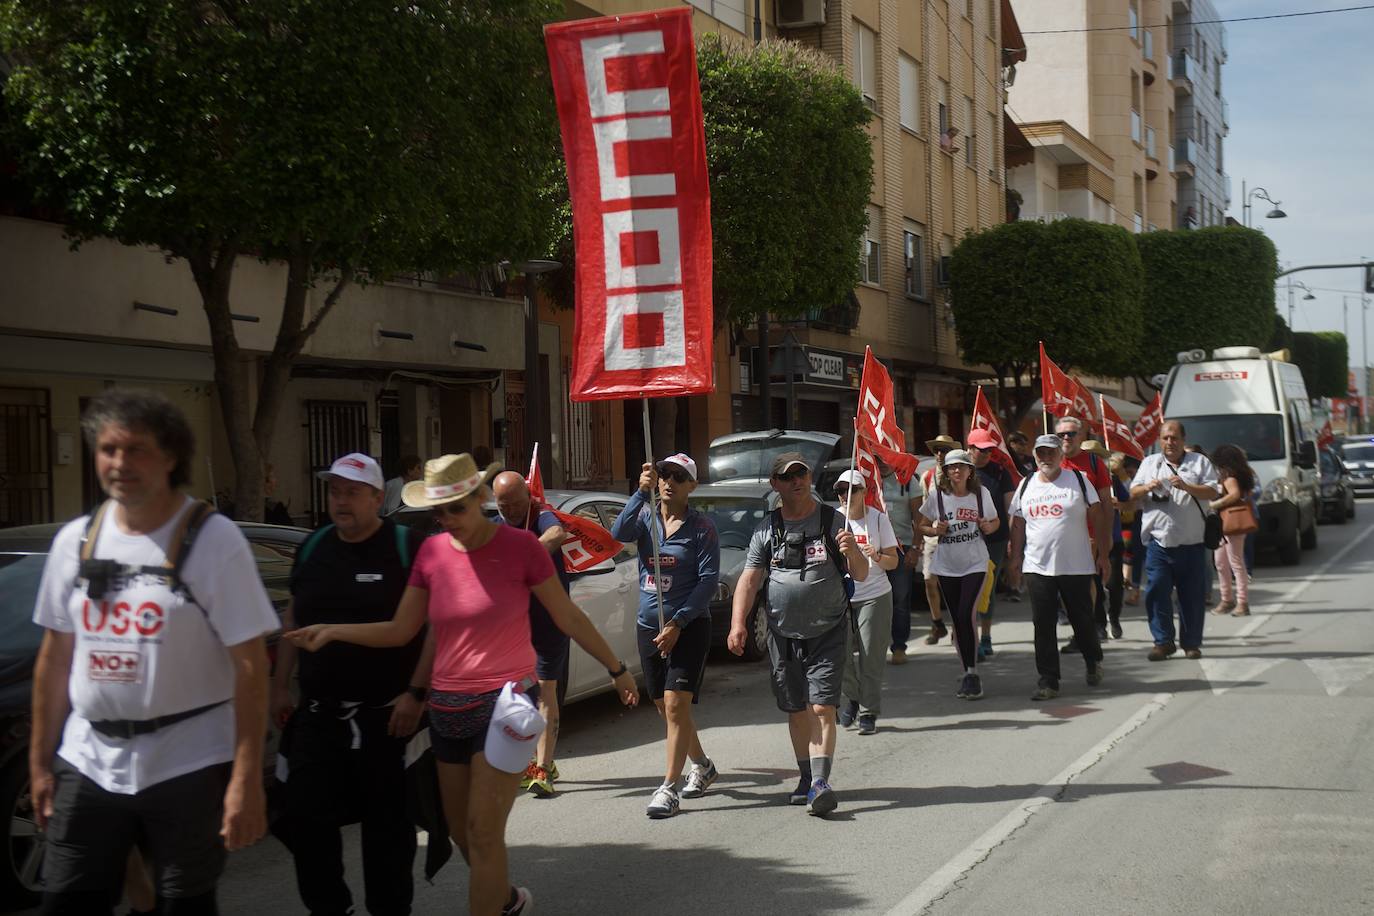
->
<box><xmin>1057</xmin><ymin>431</ymin><xmax>1078</xmax><ymax>440</ymax></box>
<box><xmin>432</xmin><ymin>498</ymin><xmax>475</xmax><ymax>518</ymax></box>
<box><xmin>772</xmin><ymin>469</ymin><xmax>808</xmax><ymax>482</ymax></box>
<box><xmin>656</xmin><ymin>466</ymin><xmax>692</xmax><ymax>484</ymax></box>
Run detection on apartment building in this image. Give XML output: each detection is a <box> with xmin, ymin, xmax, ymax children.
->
<box><xmin>557</xmin><ymin>0</ymin><xmax>1025</xmax><ymax>472</ymax></box>
<box><xmin>1172</xmin><ymin>0</ymin><xmax>1230</xmax><ymax>228</ymax></box>
<box><xmin>1007</xmin><ymin>0</ymin><xmax>1180</xmax><ymax>233</ymax></box>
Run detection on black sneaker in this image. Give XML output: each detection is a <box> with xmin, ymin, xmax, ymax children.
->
<box><xmin>857</xmin><ymin>714</ymin><xmax>877</xmax><ymax>735</ymax></box>
<box><xmin>1110</xmin><ymin>620</ymin><xmax>1123</xmax><ymax>640</ymax></box>
<box><xmin>1060</xmin><ymin>637</ymin><xmax>1080</xmax><ymax>654</ymax></box>
<box><xmin>838</xmin><ymin>699</ymin><xmax>859</xmax><ymax>728</ymax></box>
<box><xmin>1096</xmin><ymin>625</ymin><xmax>1108</xmax><ymax>642</ymax></box>
<box><xmin>1086</xmin><ymin>661</ymin><xmax>1105</xmax><ymax>686</ymax></box>
<box><xmin>965</xmin><ymin>673</ymin><xmax>984</xmax><ymax>700</ymax></box>
<box><xmin>1030</xmin><ymin>683</ymin><xmax>1059</xmax><ymax>701</ymax></box>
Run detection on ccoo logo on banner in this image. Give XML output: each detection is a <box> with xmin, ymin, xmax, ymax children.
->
<box><xmin>545</xmin><ymin>8</ymin><xmax>714</xmax><ymax>401</ymax></box>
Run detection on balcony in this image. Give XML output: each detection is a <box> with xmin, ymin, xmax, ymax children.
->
<box><xmin>1175</xmin><ymin>136</ymin><xmax>1196</xmax><ymax>174</ymax></box>
<box><xmin>1131</xmin><ymin>110</ymin><xmax>1142</xmax><ymax>144</ymax></box>
<box><xmin>805</xmin><ymin>296</ymin><xmax>860</xmax><ymax>332</ymax></box>
<box><xmin>1168</xmin><ymin>144</ymin><xmax>1176</xmax><ymax>172</ymax></box>
<box><xmin>1143</xmin><ymin>28</ymin><xmax>1154</xmax><ymax>61</ymax></box>
<box><xmin>1223</xmin><ymin>173</ymin><xmax>1233</xmax><ymax>207</ymax></box>
<box><xmin>1133</xmin><ymin>213</ymin><xmax>1144</xmax><ymax>234</ymax></box>
<box><xmin>1170</xmin><ymin>50</ymin><xmax>1195</xmax><ymax>90</ymax></box>
<box><xmin>1222</xmin><ymin>98</ymin><xmax>1230</xmax><ymax>130</ymax></box>
<box><xmin>1146</xmin><ymin>126</ymin><xmax>1157</xmax><ymax>159</ymax></box>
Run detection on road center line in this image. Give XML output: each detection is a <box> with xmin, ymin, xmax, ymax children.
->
<box><xmin>1236</xmin><ymin>520</ymin><xmax>1374</xmax><ymax>639</ymax></box>
<box><xmin>884</xmin><ymin>693</ymin><xmax>1173</xmax><ymax>916</ymax></box>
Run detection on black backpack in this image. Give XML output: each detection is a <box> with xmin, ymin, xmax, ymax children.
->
<box><xmin>79</xmin><ymin>498</ymin><xmax>217</xmax><ymax>610</ymax></box>
<box><xmin>764</xmin><ymin>503</ymin><xmax>855</xmax><ymax>628</ymax></box>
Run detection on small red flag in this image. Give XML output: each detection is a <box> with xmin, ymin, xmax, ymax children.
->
<box><xmin>1134</xmin><ymin>392</ymin><xmax>1164</xmax><ymax>449</ymax></box>
<box><xmin>526</xmin><ymin>442</ymin><xmax>620</xmax><ymax>573</ymax></box>
<box><xmin>969</xmin><ymin>387</ymin><xmax>1023</xmax><ymax>485</ymax></box>
<box><xmin>1100</xmin><ymin>398</ymin><xmax>1145</xmax><ymax>461</ymax></box>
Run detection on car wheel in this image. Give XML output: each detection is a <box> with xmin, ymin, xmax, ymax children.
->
<box><xmin>1300</xmin><ymin>512</ymin><xmax>1318</xmax><ymax>550</ymax></box>
<box><xmin>739</xmin><ymin>600</ymin><xmax>769</xmax><ymax>662</ymax></box>
<box><xmin>1</xmin><ymin>755</ymin><xmax>43</xmax><ymax>909</ymax></box>
<box><xmin>1278</xmin><ymin>523</ymin><xmax>1302</xmax><ymax>566</ymax></box>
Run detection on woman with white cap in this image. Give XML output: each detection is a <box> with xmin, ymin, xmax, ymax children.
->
<box><xmin>916</xmin><ymin>449</ymin><xmax>999</xmax><ymax>699</ymax></box>
<box><xmin>610</xmin><ymin>453</ymin><xmax>721</xmax><ymax>819</ymax></box>
<box><xmin>834</xmin><ymin>470</ymin><xmax>899</xmax><ymax>735</ymax></box>
<box><xmin>286</xmin><ymin>453</ymin><xmax>638</xmax><ymax>916</ymax></box>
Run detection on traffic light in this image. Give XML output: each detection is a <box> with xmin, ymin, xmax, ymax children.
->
<box><xmin>1366</xmin><ymin>262</ymin><xmax>1374</xmax><ymax>294</ymax></box>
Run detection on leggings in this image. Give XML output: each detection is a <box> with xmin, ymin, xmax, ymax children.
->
<box><xmin>937</xmin><ymin>572</ymin><xmax>986</xmax><ymax>671</ymax></box>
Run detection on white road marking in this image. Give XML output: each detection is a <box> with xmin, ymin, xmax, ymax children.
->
<box><xmin>884</xmin><ymin>693</ymin><xmax>1173</xmax><ymax>916</ymax></box>
<box><xmin>1304</xmin><ymin>656</ymin><xmax>1374</xmax><ymax>696</ymax></box>
<box><xmin>1237</xmin><ymin>520</ymin><xmax>1374</xmax><ymax>640</ymax></box>
<box><xmin>1198</xmin><ymin>656</ymin><xmax>1286</xmax><ymax>696</ymax></box>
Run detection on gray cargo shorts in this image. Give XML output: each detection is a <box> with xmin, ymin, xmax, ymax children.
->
<box><xmin>767</xmin><ymin>616</ymin><xmax>848</xmax><ymax>713</ymax></box>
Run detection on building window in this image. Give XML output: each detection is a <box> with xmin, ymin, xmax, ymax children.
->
<box><xmin>1214</xmin><ymin>60</ymin><xmax>1222</xmax><ymax>95</ymax></box>
<box><xmin>938</xmin><ymin>79</ymin><xmax>950</xmax><ymax>137</ymax></box>
<box><xmin>899</xmin><ymin>55</ymin><xmax>920</xmax><ymax>132</ymax></box>
<box><xmin>861</xmin><ymin>205</ymin><xmax>882</xmax><ymax>285</ymax></box>
<box><xmin>1200</xmin><ymin>40</ymin><xmax>1208</xmax><ymax>71</ymax></box>
<box><xmin>987</xmin><ymin>111</ymin><xmax>998</xmax><ymax>175</ymax></box>
<box><xmin>904</xmin><ymin>222</ymin><xmax>926</xmax><ymax>298</ymax></box>
<box><xmin>1129</xmin><ymin>0</ymin><xmax>1139</xmax><ymax>41</ymax></box>
<box><xmin>964</xmin><ymin>97</ymin><xmax>976</xmax><ymax>167</ymax></box>
<box><xmin>965</xmin><ymin>0</ymin><xmax>974</xmax><ymax>19</ymax></box>
<box><xmin>853</xmin><ymin>21</ymin><xmax>877</xmax><ymax>111</ymax></box>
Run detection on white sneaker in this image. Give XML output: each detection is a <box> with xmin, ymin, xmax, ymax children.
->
<box><xmin>680</xmin><ymin>760</ymin><xmax>718</xmax><ymax>798</ymax></box>
<box><xmin>646</xmin><ymin>783</ymin><xmax>679</xmax><ymax>818</ymax></box>
<box><xmin>502</xmin><ymin>886</ymin><xmax>534</xmax><ymax>915</ymax></box>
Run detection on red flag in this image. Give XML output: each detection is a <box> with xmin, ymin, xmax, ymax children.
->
<box><xmin>1039</xmin><ymin>342</ymin><xmax>1078</xmax><ymax>419</ymax></box>
<box><xmin>1317</xmin><ymin>420</ymin><xmax>1335</xmax><ymax>449</ymax></box>
<box><xmin>852</xmin><ymin>437</ymin><xmax>887</xmax><ymax>512</ymax></box>
<box><xmin>855</xmin><ymin>347</ymin><xmax>918</xmax><ymax>484</ymax></box>
<box><xmin>1071</xmin><ymin>377</ymin><xmax>1103</xmax><ymax>435</ymax></box>
<box><xmin>525</xmin><ymin>443</ymin><xmax>546</xmax><ymax>506</ymax></box>
<box><xmin>969</xmin><ymin>387</ymin><xmax>1022</xmax><ymax>485</ymax></box>
<box><xmin>1100</xmin><ymin>398</ymin><xmax>1145</xmax><ymax>461</ymax></box>
<box><xmin>525</xmin><ymin>442</ymin><xmax>620</xmax><ymax>573</ymax></box>
<box><xmin>1134</xmin><ymin>392</ymin><xmax>1164</xmax><ymax>449</ymax></box>
<box><xmin>545</xmin><ymin>9</ymin><xmax>714</xmax><ymax>401</ymax></box>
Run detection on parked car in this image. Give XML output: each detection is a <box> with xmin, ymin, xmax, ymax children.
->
<box><xmin>1318</xmin><ymin>448</ymin><xmax>1357</xmax><ymax>524</ymax></box>
<box><xmin>0</xmin><ymin>519</ymin><xmax>306</xmax><ymax>910</ymax></box>
<box><xmin>1339</xmin><ymin>435</ymin><xmax>1374</xmax><ymax>499</ymax></box>
<box><xmin>706</xmin><ymin>429</ymin><xmax>840</xmax><ymax>485</ymax></box>
<box><xmin>815</xmin><ymin>455</ymin><xmax>937</xmax><ymax>508</ymax></box>
<box><xmin>689</xmin><ymin>482</ymin><xmax>777</xmax><ymax>662</ymax></box>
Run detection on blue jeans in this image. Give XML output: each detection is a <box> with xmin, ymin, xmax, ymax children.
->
<box><xmin>1144</xmin><ymin>541</ymin><xmax>1208</xmax><ymax>649</ymax></box>
<box><xmin>888</xmin><ymin>552</ymin><xmax>913</xmax><ymax>651</ymax></box>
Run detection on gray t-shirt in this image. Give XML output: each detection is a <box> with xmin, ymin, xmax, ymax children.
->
<box><xmin>745</xmin><ymin>503</ymin><xmax>849</xmax><ymax>639</ymax></box>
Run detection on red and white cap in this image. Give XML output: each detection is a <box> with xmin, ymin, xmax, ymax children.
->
<box><xmin>316</xmin><ymin>452</ymin><xmax>384</xmax><ymax>490</ymax></box>
<box><xmin>659</xmin><ymin>453</ymin><xmax>698</xmax><ymax>481</ymax></box>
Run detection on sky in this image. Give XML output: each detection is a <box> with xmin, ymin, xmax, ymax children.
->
<box><xmin>1215</xmin><ymin>0</ymin><xmax>1374</xmax><ymax>372</ymax></box>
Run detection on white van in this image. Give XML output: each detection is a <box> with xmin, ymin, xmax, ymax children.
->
<box><xmin>1161</xmin><ymin>346</ymin><xmax>1319</xmax><ymax>565</ymax></box>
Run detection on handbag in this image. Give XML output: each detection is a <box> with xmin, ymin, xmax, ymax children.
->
<box><xmin>1220</xmin><ymin>501</ymin><xmax>1259</xmax><ymax>536</ymax></box>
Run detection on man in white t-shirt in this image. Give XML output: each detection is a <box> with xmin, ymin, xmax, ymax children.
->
<box><xmin>833</xmin><ymin>471</ymin><xmax>899</xmax><ymax>735</ymax></box>
<box><xmin>29</xmin><ymin>390</ymin><xmax>279</xmax><ymax>912</ymax></box>
<box><xmin>1007</xmin><ymin>434</ymin><xmax>1112</xmax><ymax>701</ymax></box>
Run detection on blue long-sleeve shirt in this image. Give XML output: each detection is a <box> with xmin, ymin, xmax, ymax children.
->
<box><xmin>610</xmin><ymin>489</ymin><xmax>720</xmax><ymax>630</ymax></box>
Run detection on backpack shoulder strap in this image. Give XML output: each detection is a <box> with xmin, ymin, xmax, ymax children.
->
<box><xmin>296</xmin><ymin>524</ymin><xmax>336</xmax><ymax>569</ymax></box>
<box><xmin>821</xmin><ymin>504</ymin><xmax>851</xmax><ymax>588</ymax></box>
<box><xmin>975</xmin><ymin>485</ymin><xmax>984</xmax><ymax>519</ymax></box>
<box><xmin>393</xmin><ymin>523</ymin><xmax>412</xmax><ymax>569</ymax></box>
<box><xmin>767</xmin><ymin>508</ymin><xmax>784</xmax><ymax>564</ymax></box>
<box><xmin>165</xmin><ymin>500</ymin><xmax>215</xmax><ymax>596</ymax></box>
<box><xmin>1072</xmin><ymin>469</ymin><xmax>1088</xmax><ymax>500</ymax></box>
<box><xmin>1015</xmin><ymin>474</ymin><xmax>1032</xmax><ymax>504</ymax></box>
<box><xmin>80</xmin><ymin>500</ymin><xmax>112</xmax><ymax>562</ymax></box>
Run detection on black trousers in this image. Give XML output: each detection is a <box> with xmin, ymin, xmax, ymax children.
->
<box><xmin>1026</xmin><ymin>573</ymin><xmax>1103</xmax><ymax>687</ymax></box>
<box><xmin>284</xmin><ymin>703</ymin><xmax>415</xmax><ymax>916</ymax></box>
<box><xmin>41</xmin><ymin>758</ymin><xmax>229</xmax><ymax>915</ymax></box>
<box><xmin>1106</xmin><ymin>541</ymin><xmax>1125</xmax><ymax>624</ymax></box>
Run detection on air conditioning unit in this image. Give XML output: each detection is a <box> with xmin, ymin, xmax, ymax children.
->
<box><xmin>777</xmin><ymin>0</ymin><xmax>825</xmax><ymax>28</ymax></box>
<box><xmin>936</xmin><ymin>256</ymin><xmax>953</xmax><ymax>287</ymax></box>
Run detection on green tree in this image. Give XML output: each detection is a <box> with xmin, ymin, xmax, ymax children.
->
<box><xmin>1291</xmin><ymin>331</ymin><xmax>1349</xmax><ymax>398</ymax></box>
<box><xmin>546</xmin><ymin>33</ymin><xmax>873</xmax><ymax>326</ymax></box>
<box><xmin>1135</xmin><ymin>226</ymin><xmax>1277</xmax><ymax>377</ymax></box>
<box><xmin>0</xmin><ymin>0</ymin><xmax>559</xmax><ymax>518</ymax></box>
<box><xmin>949</xmin><ymin>218</ymin><xmax>1144</xmax><ymax>423</ymax></box>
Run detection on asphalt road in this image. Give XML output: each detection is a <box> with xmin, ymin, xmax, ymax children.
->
<box><xmin>22</xmin><ymin>514</ymin><xmax>1374</xmax><ymax>915</ymax></box>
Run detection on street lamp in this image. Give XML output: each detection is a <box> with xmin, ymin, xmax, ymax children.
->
<box><xmin>512</xmin><ymin>259</ymin><xmax>561</xmax><ymax>479</ymax></box>
<box><xmin>1284</xmin><ymin>279</ymin><xmax>1314</xmax><ymax>327</ymax></box>
<box><xmin>1241</xmin><ymin>180</ymin><xmax>1287</xmax><ymax>228</ymax></box>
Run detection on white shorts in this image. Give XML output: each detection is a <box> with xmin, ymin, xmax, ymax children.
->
<box><xmin>922</xmin><ymin>535</ymin><xmax>939</xmax><ymax>579</ymax></box>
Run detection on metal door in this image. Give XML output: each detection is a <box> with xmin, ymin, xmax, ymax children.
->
<box><xmin>305</xmin><ymin>400</ymin><xmax>369</xmax><ymax>525</ymax></box>
<box><xmin>0</xmin><ymin>387</ymin><xmax>53</xmax><ymax>526</ymax></box>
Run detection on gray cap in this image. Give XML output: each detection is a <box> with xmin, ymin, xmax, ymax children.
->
<box><xmin>1033</xmin><ymin>434</ymin><xmax>1063</xmax><ymax>452</ymax></box>
<box><xmin>942</xmin><ymin>448</ymin><xmax>975</xmax><ymax>467</ymax></box>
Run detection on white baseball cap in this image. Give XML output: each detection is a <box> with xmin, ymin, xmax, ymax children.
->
<box><xmin>834</xmin><ymin>469</ymin><xmax>867</xmax><ymax>490</ymax></box>
<box><xmin>316</xmin><ymin>452</ymin><xmax>385</xmax><ymax>490</ymax></box>
<box><xmin>1033</xmin><ymin>434</ymin><xmax>1064</xmax><ymax>452</ymax></box>
<box><xmin>483</xmin><ymin>682</ymin><xmax>547</xmax><ymax>774</ymax></box>
<box><xmin>658</xmin><ymin>453</ymin><xmax>698</xmax><ymax>481</ymax></box>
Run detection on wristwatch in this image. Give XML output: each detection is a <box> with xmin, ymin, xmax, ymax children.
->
<box><xmin>406</xmin><ymin>685</ymin><xmax>429</xmax><ymax>702</ymax></box>
<box><xmin>607</xmin><ymin>660</ymin><xmax>628</xmax><ymax>679</ymax></box>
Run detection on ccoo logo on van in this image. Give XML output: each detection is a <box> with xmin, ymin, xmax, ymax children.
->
<box><xmin>1195</xmin><ymin>371</ymin><xmax>1248</xmax><ymax>381</ymax></box>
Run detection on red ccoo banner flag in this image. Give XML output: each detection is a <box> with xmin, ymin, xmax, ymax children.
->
<box><xmin>1039</xmin><ymin>342</ymin><xmax>1078</xmax><ymax>419</ymax></box>
<box><xmin>855</xmin><ymin>347</ymin><xmax>918</xmax><ymax>485</ymax></box>
<box><xmin>1099</xmin><ymin>397</ymin><xmax>1145</xmax><ymax>461</ymax></box>
<box><xmin>525</xmin><ymin>443</ymin><xmax>621</xmax><ymax>573</ymax></box>
<box><xmin>969</xmin><ymin>387</ymin><xmax>1022</xmax><ymax>484</ymax></box>
<box><xmin>545</xmin><ymin>9</ymin><xmax>714</xmax><ymax>401</ymax></box>
<box><xmin>1134</xmin><ymin>391</ymin><xmax>1163</xmax><ymax>448</ymax></box>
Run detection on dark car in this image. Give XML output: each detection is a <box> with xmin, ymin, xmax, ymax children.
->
<box><xmin>1339</xmin><ymin>436</ymin><xmax>1374</xmax><ymax>500</ymax></box>
<box><xmin>1318</xmin><ymin>448</ymin><xmax>1357</xmax><ymax>524</ymax></box>
<box><xmin>0</xmin><ymin>519</ymin><xmax>306</xmax><ymax>910</ymax></box>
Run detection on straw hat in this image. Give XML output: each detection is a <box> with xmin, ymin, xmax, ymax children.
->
<box><xmin>925</xmin><ymin>434</ymin><xmax>962</xmax><ymax>454</ymax></box>
<box><xmin>402</xmin><ymin>453</ymin><xmax>501</xmax><ymax>508</ymax></box>
<box><xmin>1082</xmin><ymin>439</ymin><xmax>1111</xmax><ymax>462</ymax></box>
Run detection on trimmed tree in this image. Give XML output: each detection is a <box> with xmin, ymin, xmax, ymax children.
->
<box><xmin>1291</xmin><ymin>331</ymin><xmax>1349</xmax><ymax>398</ymax></box>
<box><xmin>949</xmin><ymin>218</ymin><xmax>1144</xmax><ymax>423</ymax></box>
<box><xmin>0</xmin><ymin>0</ymin><xmax>559</xmax><ymax>519</ymax></box>
<box><xmin>1135</xmin><ymin>226</ymin><xmax>1278</xmax><ymax>378</ymax></box>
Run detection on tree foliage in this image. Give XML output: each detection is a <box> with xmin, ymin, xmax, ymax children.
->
<box><xmin>0</xmin><ymin>0</ymin><xmax>560</xmax><ymax>517</ymax></box>
<box><xmin>1291</xmin><ymin>331</ymin><xmax>1349</xmax><ymax>398</ymax></box>
<box><xmin>949</xmin><ymin>218</ymin><xmax>1144</xmax><ymax>420</ymax></box>
<box><xmin>545</xmin><ymin>33</ymin><xmax>873</xmax><ymax>326</ymax></box>
<box><xmin>1135</xmin><ymin>226</ymin><xmax>1277</xmax><ymax>376</ymax></box>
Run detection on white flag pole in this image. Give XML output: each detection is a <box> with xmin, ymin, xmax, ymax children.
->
<box><xmin>641</xmin><ymin>398</ymin><xmax>667</xmax><ymax>633</ymax></box>
<box><xmin>845</xmin><ymin>418</ymin><xmax>859</xmax><ymax>533</ymax></box>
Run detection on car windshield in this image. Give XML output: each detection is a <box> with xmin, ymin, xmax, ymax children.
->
<box><xmin>708</xmin><ymin>437</ymin><xmax>833</xmax><ymax>482</ymax></box>
<box><xmin>1342</xmin><ymin>443</ymin><xmax>1374</xmax><ymax>462</ymax></box>
<box><xmin>1175</xmin><ymin>414</ymin><xmax>1286</xmax><ymax>462</ymax></box>
<box><xmin>692</xmin><ymin>495</ymin><xmax>769</xmax><ymax>551</ymax></box>
<box><xmin>0</xmin><ymin>554</ymin><xmax>47</xmax><ymax>656</ymax></box>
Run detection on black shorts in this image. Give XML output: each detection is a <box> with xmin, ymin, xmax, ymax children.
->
<box><xmin>529</xmin><ymin>603</ymin><xmax>571</xmax><ymax>683</ymax></box>
<box><xmin>41</xmin><ymin>757</ymin><xmax>231</xmax><ymax>903</ymax></box>
<box><xmin>636</xmin><ymin>616</ymin><xmax>711</xmax><ymax>703</ymax></box>
<box><xmin>767</xmin><ymin>616</ymin><xmax>848</xmax><ymax>713</ymax></box>
<box><xmin>427</xmin><ymin>684</ymin><xmax>541</xmax><ymax>765</ymax></box>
